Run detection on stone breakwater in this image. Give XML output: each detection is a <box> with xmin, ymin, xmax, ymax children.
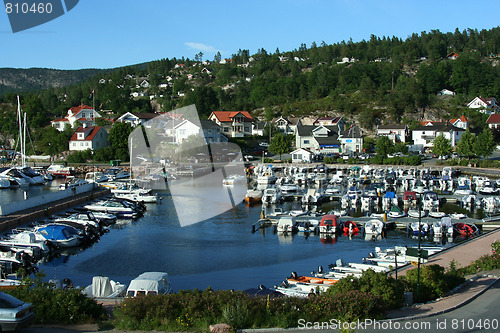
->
<box><xmin>73</xmin><ymin>165</ymin><xmax>131</xmax><ymax>175</ymax></box>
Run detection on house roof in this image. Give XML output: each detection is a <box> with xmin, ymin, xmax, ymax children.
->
<box><xmin>69</xmin><ymin>104</ymin><xmax>93</xmax><ymax>115</ymax></box>
<box><xmin>69</xmin><ymin>126</ymin><xmax>103</xmax><ymax>141</ymax></box>
<box><xmin>51</xmin><ymin>118</ymin><xmax>69</xmax><ymax>123</ymax></box>
<box><xmin>313</xmin><ymin>116</ymin><xmax>343</xmax><ymax>124</ymax></box>
<box><xmin>450</xmin><ymin>115</ymin><xmax>468</xmax><ymax>124</ymax></box>
<box><xmin>210</xmin><ymin>111</ymin><xmax>253</xmax><ymax>122</ymax></box>
<box><xmin>413</xmin><ymin>122</ymin><xmax>464</xmax><ymax>132</ymax></box>
<box><xmin>315</xmin><ymin>136</ymin><xmax>341</xmax><ymax>146</ymax></box>
<box><xmin>486</xmin><ymin>114</ymin><xmax>500</xmax><ymax>124</ymax></box>
<box><xmin>132</xmin><ymin>112</ymin><xmax>161</xmax><ymax>120</ymax></box>
<box><xmin>291</xmin><ymin>148</ymin><xmax>313</xmax><ymax>154</ymax></box>
<box><xmin>199</xmin><ymin>119</ymin><xmax>221</xmax><ymax>130</ymax></box>
<box><xmin>340</xmin><ymin>125</ymin><xmax>362</xmax><ymax>138</ymax></box>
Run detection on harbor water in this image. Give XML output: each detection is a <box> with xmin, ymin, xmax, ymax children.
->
<box><xmin>0</xmin><ymin>181</ymin><xmax>464</xmax><ymax>292</ymax></box>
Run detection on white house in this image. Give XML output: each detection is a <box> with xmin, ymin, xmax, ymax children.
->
<box><xmin>116</xmin><ymin>112</ymin><xmax>167</xmax><ymax>128</ymax></box>
<box><xmin>339</xmin><ymin>125</ymin><xmax>363</xmax><ymax>154</ymax></box>
<box><xmin>291</xmin><ymin>148</ymin><xmax>313</xmax><ymax>163</ymax></box>
<box><xmin>69</xmin><ymin>126</ymin><xmax>108</xmax><ymax>151</ymax></box>
<box><xmin>412</xmin><ymin>121</ymin><xmax>464</xmax><ymax>150</ymax></box>
<box><xmin>51</xmin><ymin>105</ymin><xmax>102</xmax><ymax>132</ymax></box>
<box><xmin>437</xmin><ymin>89</ymin><xmax>456</xmax><ymax>96</ymax></box>
<box><xmin>273</xmin><ymin>116</ymin><xmax>301</xmax><ymax>135</ymax></box>
<box><xmin>252</xmin><ymin>122</ymin><xmax>266</xmax><ymax>136</ymax></box>
<box><xmin>486</xmin><ymin>114</ymin><xmax>500</xmax><ymax>129</ymax></box>
<box><xmin>208</xmin><ymin>111</ymin><xmax>254</xmax><ymax>137</ymax></box>
<box><xmin>450</xmin><ymin>115</ymin><xmax>468</xmax><ymax>130</ymax></box>
<box><xmin>467</xmin><ymin>97</ymin><xmax>498</xmax><ymax>114</ymax></box>
<box><xmin>173</xmin><ymin>119</ymin><xmax>227</xmax><ymax>144</ymax></box>
<box><xmin>376</xmin><ymin>124</ymin><xmax>409</xmax><ymax>143</ymax></box>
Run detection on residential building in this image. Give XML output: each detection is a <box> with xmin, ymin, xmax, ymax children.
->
<box><xmin>339</xmin><ymin>125</ymin><xmax>363</xmax><ymax>154</ymax></box>
<box><xmin>69</xmin><ymin>126</ymin><xmax>108</xmax><ymax>151</ymax></box>
<box><xmin>272</xmin><ymin>116</ymin><xmax>301</xmax><ymax>135</ymax></box>
<box><xmin>116</xmin><ymin>112</ymin><xmax>166</xmax><ymax>128</ymax></box>
<box><xmin>291</xmin><ymin>148</ymin><xmax>313</xmax><ymax>163</ymax></box>
<box><xmin>208</xmin><ymin>111</ymin><xmax>254</xmax><ymax>137</ymax></box>
<box><xmin>412</xmin><ymin>121</ymin><xmax>465</xmax><ymax>150</ymax></box>
<box><xmin>295</xmin><ymin>123</ymin><xmax>363</xmax><ymax>154</ymax></box>
<box><xmin>467</xmin><ymin>97</ymin><xmax>498</xmax><ymax>114</ymax></box>
<box><xmin>450</xmin><ymin>115</ymin><xmax>468</xmax><ymax>130</ymax></box>
<box><xmin>486</xmin><ymin>114</ymin><xmax>500</xmax><ymax>129</ymax></box>
<box><xmin>376</xmin><ymin>124</ymin><xmax>409</xmax><ymax>143</ymax></box>
<box><xmin>252</xmin><ymin>122</ymin><xmax>266</xmax><ymax>136</ymax></box>
<box><xmin>173</xmin><ymin>119</ymin><xmax>227</xmax><ymax>145</ymax></box>
<box><xmin>437</xmin><ymin>89</ymin><xmax>456</xmax><ymax>96</ymax></box>
<box><xmin>51</xmin><ymin>104</ymin><xmax>102</xmax><ymax>132</ymax></box>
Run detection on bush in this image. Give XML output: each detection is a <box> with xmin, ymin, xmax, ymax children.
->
<box><xmin>326</xmin><ymin>270</ymin><xmax>406</xmax><ymax>309</ymax></box>
<box><xmin>404</xmin><ymin>264</ymin><xmax>465</xmax><ymax>303</ymax></box>
<box><xmin>7</xmin><ymin>273</ymin><xmax>107</xmax><ymax>325</ymax></box>
<box><xmin>221</xmin><ymin>300</ymin><xmax>250</xmax><ymax>329</ymax></box>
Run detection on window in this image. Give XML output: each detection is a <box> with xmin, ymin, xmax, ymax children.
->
<box><xmin>179</xmin><ymin>129</ymin><xmax>186</xmax><ymax>135</ymax></box>
<box><xmin>304</xmin><ymin>140</ymin><xmax>310</xmax><ymax>144</ymax></box>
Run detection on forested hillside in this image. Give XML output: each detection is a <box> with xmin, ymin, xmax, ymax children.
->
<box><xmin>1</xmin><ymin>27</ymin><xmax>499</xmax><ymax>147</ymax></box>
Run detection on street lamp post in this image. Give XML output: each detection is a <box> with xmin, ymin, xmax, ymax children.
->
<box><xmin>417</xmin><ymin>193</ymin><xmax>422</xmax><ymax>301</ymax></box>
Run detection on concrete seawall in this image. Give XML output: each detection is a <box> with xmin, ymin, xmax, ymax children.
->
<box><xmin>0</xmin><ymin>186</ymin><xmax>111</xmax><ymax>233</ymax></box>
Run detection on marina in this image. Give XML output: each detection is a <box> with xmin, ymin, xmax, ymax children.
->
<box><xmin>0</xmin><ymin>162</ymin><xmax>498</xmax><ymax>295</ymax></box>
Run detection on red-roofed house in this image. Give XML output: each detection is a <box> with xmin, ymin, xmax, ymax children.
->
<box><xmin>486</xmin><ymin>114</ymin><xmax>500</xmax><ymax>130</ymax></box>
<box><xmin>69</xmin><ymin>126</ymin><xmax>108</xmax><ymax>151</ymax></box>
<box><xmin>450</xmin><ymin>115</ymin><xmax>468</xmax><ymax>130</ymax></box>
<box><xmin>208</xmin><ymin>111</ymin><xmax>254</xmax><ymax>137</ymax></box>
<box><xmin>51</xmin><ymin>105</ymin><xmax>102</xmax><ymax>132</ymax></box>
<box><xmin>467</xmin><ymin>97</ymin><xmax>498</xmax><ymax>115</ymax></box>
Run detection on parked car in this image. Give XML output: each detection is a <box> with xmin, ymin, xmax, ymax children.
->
<box><xmin>0</xmin><ymin>292</ymin><xmax>34</xmax><ymax>331</ymax></box>
<box><xmin>259</xmin><ymin>142</ymin><xmax>270</xmax><ymax>147</ymax></box>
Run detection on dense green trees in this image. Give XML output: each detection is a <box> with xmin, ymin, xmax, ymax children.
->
<box><xmin>269</xmin><ymin>133</ymin><xmax>293</xmax><ymax>160</ymax></box>
<box><xmin>432</xmin><ymin>134</ymin><xmax>452</xmax><ymax>158</ymax></box>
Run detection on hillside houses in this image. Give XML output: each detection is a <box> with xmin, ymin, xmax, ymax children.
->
<box><xmin>208</xmin><ymin>111</ymin><xmax>254</xmax><ymax>137</ymax></box>
<box><xmin>412</xmin><ymin>121</ymin><xmax>464</xmax><ymax>150</ymax></box>
<box><xmin>51</xmin><ymin>105</ymin><xmax>102</xmax><ymax>131</ymax></box>
<box><xmin>69</xmin><ymin>126</ymin><xmax>108</xmax><ymax>152</ymax></box>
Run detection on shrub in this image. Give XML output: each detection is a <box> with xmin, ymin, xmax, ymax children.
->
<box><xmin>326</xmin><ymin>270</ymin><xmax>406</xmax><ymax>309</ymax></box>
<box><xmin>404</xmin><ymin>264</ymin><xmax>465</xmax><ymax>303</ymax></box>
<box><xmin>7</xmin><ymin>272</ymin><xmax>107</xmax><ymax>325</ymax></box>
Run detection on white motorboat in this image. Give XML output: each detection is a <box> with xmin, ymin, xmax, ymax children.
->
<box><xmin>83</xmin><ymin>276</ymin><xmax>127</xmax><ymax>298</ymax></box>
<box><xmin>0</xmin><ymin>231</ymin><xmax>50</xmax><ymax>257</ymax></box>
<box><xmin>478</xmin><ymin>180</ymin><xmax>499</xmax><ymax>195</ymax></box>
<box><xmin>408</xmin><ymin>209</ymin><xmax>427</xmax><ymax>218</ymax></box>
<box><xmin>388</xmin><ymin>205</ymin><xmax>405</xmax><ymax>218</ymax></box>
<box><xmin>104</xmin><ymin>168</ymin><xmax>130</xmax><ymax>181</ymax></box>
<box><xmin>257</xmin><ymin>171</ymin><xmax>277</xmax><ymax>185</ymax></box>
<box><xmin>262</xmin><ymin>187</ymin><xmax>282</xmax><ymax>204</ymax></box>
<box><xmin>422</xmin><ymin>191</ymin><xmax>439</xmax><ymax>209</ymax></box>
<box><xmin>450</xmin><ymin>213</ymin><xmax>467</xmax><ymax>219</ymax></box>
<box><xmin>85</xmin><ymin>172</ymin><xmax>110</xmax><ymax>183</ymax></box>
<box><xmin>126</xmin><ymin>272</ymin><xmax>172</xmax><ymax>297</ymax></box>
<box><xmin>0</xmin><ymin>168</ymin><xmax>29</xmax><ymax>187</ymax></box>
<box><xmin>280</xmin><ymin>184</ymin><xmax>299</xmax><ymax>195</ymax></box>
<box><xmin>453</xmin><ymin>185</ymin><xmax>473</xmax><ymax>196</ymax></box>
<box><xmin>408</xmin><ymin>221</ymin><xmax>429</xmax><ymax>237</ymax></box>
<box><xmin>16</xmin><ymin>166</ymin><xmax>45</xmax><ymax>185</ymax></box>
<box><xmin>428</xmin><ymin>210</ymin><xmax>446</xmax><ymax>218</ymax></box>
<box><xmin>276</xmin><ymin>217</ymin><xmax>296</xmax><ymax>233</ymax></box>
<box><xmin>53</xmin><ymin>211</ymin><xmax>101</xmax><ymax>230</ymax></box>
<box><xmin>363</xmin><ymin>219</ymin><xmax>385</xmax><ymax>236</ymax></box>
<box><xmin>108</xmin><ymin>183</ymin><xmax>151</xmax><ymax>195</ymax></box>
<box><xmin>114</xmin><ymin>191</ymin><xmax>160</xmax><ymax>203</ymax></box>
<box><xmin>47</xmin><ymin>164</ymin><xmax>75</xmax><ymax>177</ymax></box>
<box><xmin>84</xmin><ymin>200</ymin><xmax>140</xmax><ymax>218</ymax></box>
<box><xmin>58</xmin><ymin>177</ymin><xmax>88</xmax><ymax>190</ymax></box>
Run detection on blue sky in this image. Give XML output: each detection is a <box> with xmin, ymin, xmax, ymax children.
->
<box><xmin>1</xmin><ymin>0</ymin><xmax>499</xmax><ymax>70</ymax></box>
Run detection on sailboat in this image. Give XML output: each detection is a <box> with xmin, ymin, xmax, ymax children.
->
<box><xmin>11</xmin><ymin>96</ymin><xmax>45</xmax><ymax>185</ymax></box>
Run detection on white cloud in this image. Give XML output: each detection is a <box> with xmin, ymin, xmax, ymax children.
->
<box><xmin>185</xmin><ymin>42</ymin><xmax>219</xmax><ymax>53</ymax></box>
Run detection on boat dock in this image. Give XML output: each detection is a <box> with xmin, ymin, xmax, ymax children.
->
<box><xmin>0</xmin><ymin>185</ymin><xmax>110</xmax><ymax>233</ymax></box>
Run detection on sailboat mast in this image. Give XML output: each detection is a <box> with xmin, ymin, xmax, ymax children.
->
<box><xmin>23</xmin><ymin>112</ymin><xmax>26</xmax><ymax>166</ymax></box>
<box><xmin>16</xmin><ymin>95</ymin><xmax>24</xmax><ymax>166</ymax></box>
